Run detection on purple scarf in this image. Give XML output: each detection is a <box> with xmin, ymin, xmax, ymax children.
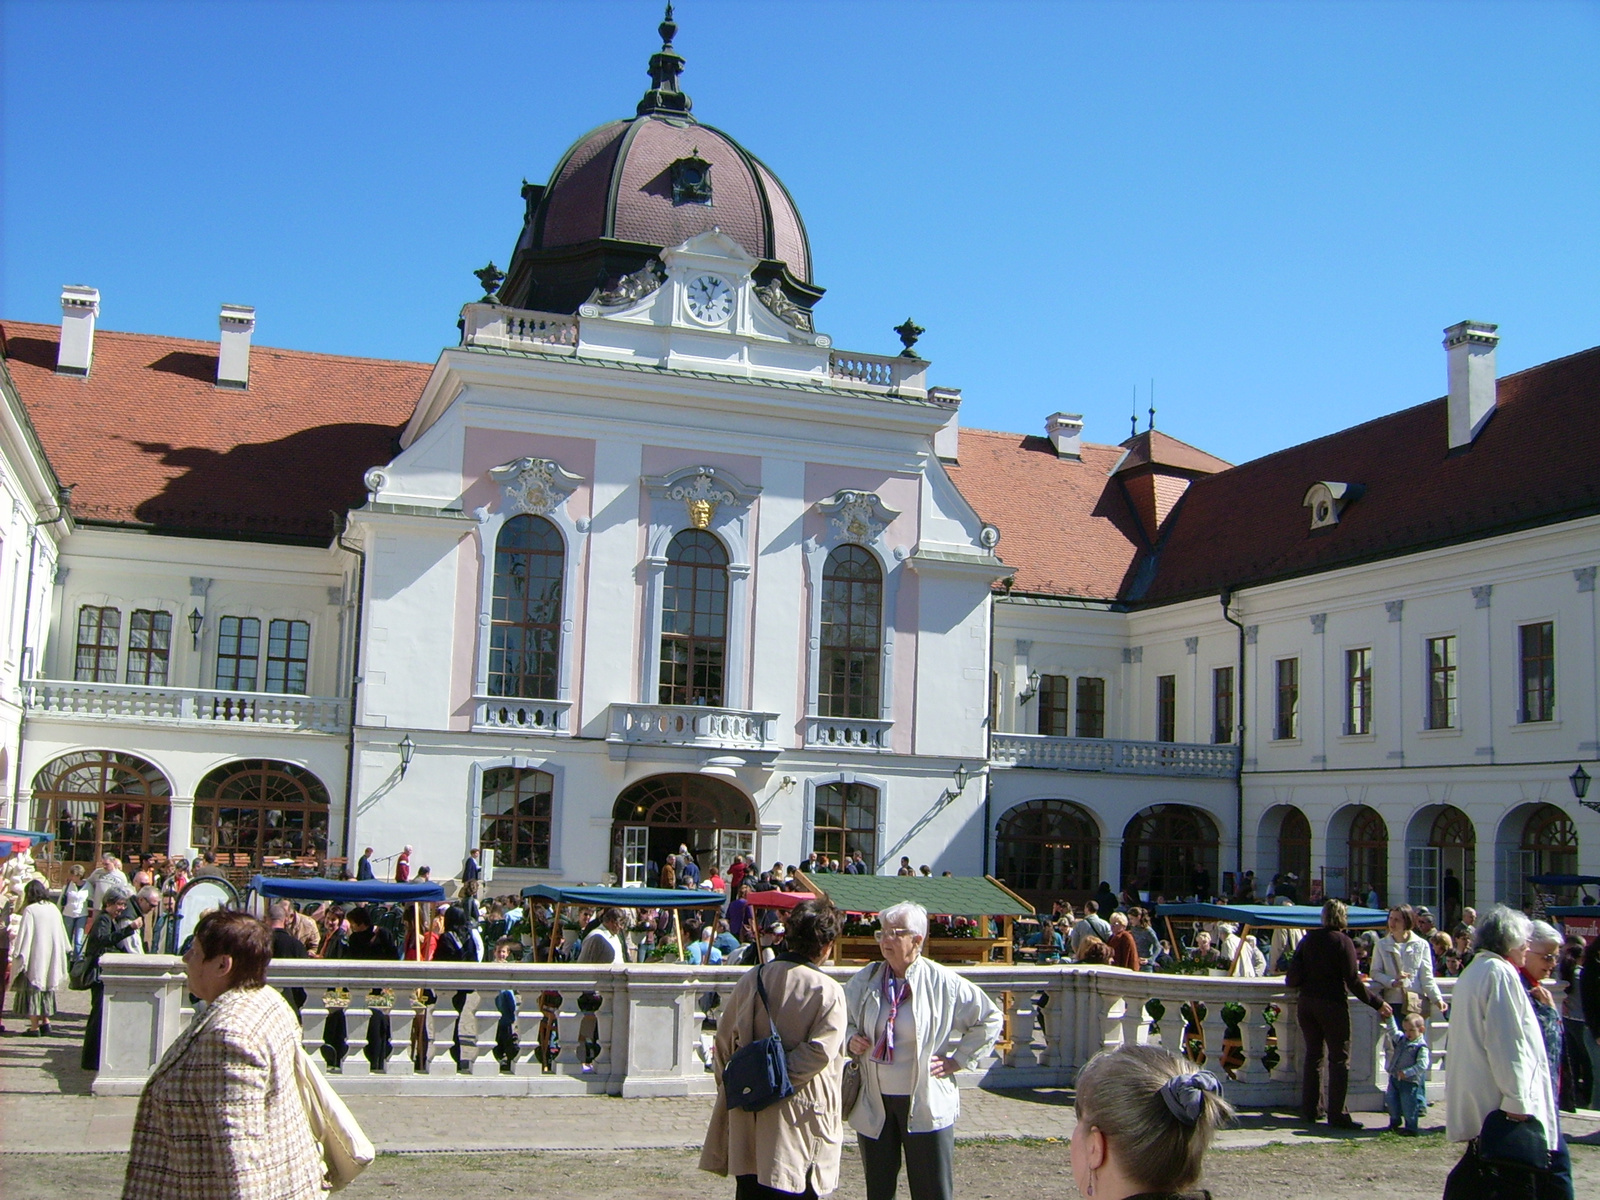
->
<box><xmin>872</xmin><ymin>968</ymin><xmax>911</xmax><ymax>1063</ymax></box>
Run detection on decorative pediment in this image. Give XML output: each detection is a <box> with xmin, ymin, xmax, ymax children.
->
<box><xmin>490</xmin><ymin>457</ymin><xmax>584</xmax><ymax>517</ymax></box>
<box><xmin>818</xmin><ymin>490</ymin><xmax>900</xmax><ymax>546</ymax></box>
<box><xmin>645</xmin><ymin>464</ymin><xmax>761</xmax><ymax>533</ymax></box>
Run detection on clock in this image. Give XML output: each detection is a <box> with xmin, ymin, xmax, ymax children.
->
<box><xmin>685</xmin><ymin>274</ymin><xmax>734</xmax><ymax>324</ymax></box>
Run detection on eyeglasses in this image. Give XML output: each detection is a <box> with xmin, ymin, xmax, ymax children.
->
<box><xmin>875</xmin><ymin>928</ymin><xmax>918</xmax><ymax>940</ymax></box>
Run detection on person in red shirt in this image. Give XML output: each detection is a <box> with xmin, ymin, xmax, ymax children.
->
<box><xmin>394</xmin><ymin>845</ymin><xmax>412</xmax><ymax>883</ymax></box>
<box><xmin>1106</xmin><ymin>911</ymin><xmax>1142</xmax><ymax>971</ymax></box>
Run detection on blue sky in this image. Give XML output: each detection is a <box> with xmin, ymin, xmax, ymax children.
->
<box><xmin>3</xmin><ymin>0</ymin><xmax>1596</xmax><ymax>464</ymax></box>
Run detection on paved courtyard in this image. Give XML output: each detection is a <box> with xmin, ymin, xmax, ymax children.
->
<box><xmin>3</xmin><ymin>990</ymin><xmax>1596</xmax><ymax>1198</ymax></box>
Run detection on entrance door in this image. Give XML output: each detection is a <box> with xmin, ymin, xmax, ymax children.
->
<box><xmin>1407</xmin><ymin>846</ymin><xmax>1440</xmax><ymax>910</ymax></box>
<box><xmin>621</xmin><ymin>826</ymin><xmax>648</xmax><ymax>888</ymax></box>
<box><xmin>719</xmin><ymin>828</ymin><xmax>756</xmax><ymax>874</ymax></box>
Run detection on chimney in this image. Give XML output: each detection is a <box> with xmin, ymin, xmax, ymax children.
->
<box><xmin>930</xmin><ymin>386</ymin><xmax>962</xmax><ymax>460</ymax></box>
<box><xmin>1045</xmin><ymin>412</ymin><xmax>1083</xmax><ymax>459</ymax></box>
<box><xmin>217</xmin><ymin>304</ymin><xmax>256</xmax><ymax>388</ymax></box>
<box><xmin>1444</xmin><ymin>320</ymin><xmax>1498</xmax><ymax>450</ymax></box>
<box><xmin>56</xmin><ymin>285</ymin><xmax>100</xmax><ymax>376</ymax></box>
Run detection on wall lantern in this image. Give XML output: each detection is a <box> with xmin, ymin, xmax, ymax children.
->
<box><xmin>398</xmin><ymin>733</ymin><xmax>417</xmax><ymax>779</ymax></box>
<box><xmin>187</xmin><ymin>607</ymin><xmax>204</xmax><ymax>649</ymax></box>
<box><xmin>1572</xmin><ymin>763</ymin><xmax>1597</xmax><ymax>816</ymax></box>
<box><xmin>941</xmin><ymin>763</ymin><xmax>971</xmax><ymax>807</ymax></box>
<box><xmin>1018</xmin><ymin>669</ymin><xmax>1041</xmax><ymax>704</ymax></box>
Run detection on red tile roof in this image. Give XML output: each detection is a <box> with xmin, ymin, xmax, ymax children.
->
<box><xmin>1113</xmin><ymin>429</ymin><xmax>1232</xmax><ymax>476</ymax></box>
<box><xmin>944</xmin><ymin>430</ymin><xmax>1146</xmax><ymax>601</ymax></box>
<box><xmin>0</xmin><ymin>322</ymin><xmax>430</xmax><ymax>543</ymax></box>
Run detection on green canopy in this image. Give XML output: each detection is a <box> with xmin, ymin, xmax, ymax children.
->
<box><xmin>796</xmin><ymin>873</ymin><xmax>1033</xmax><ymax>918</ymax></box>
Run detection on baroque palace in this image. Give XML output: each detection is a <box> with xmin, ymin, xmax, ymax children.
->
<box><xmin>1</xmin><ymin>19</ymin><xmax>1595</xmax><ymax>913</ymax></box>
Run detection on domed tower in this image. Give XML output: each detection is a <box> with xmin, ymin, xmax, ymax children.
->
<box><xmin>499</xmin><ymin>7</ymin><xmax>821</xmax><ymax>318</ymax></box>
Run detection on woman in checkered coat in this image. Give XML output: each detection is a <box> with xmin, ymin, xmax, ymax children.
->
<box><xmin>122</xmin><ymin>909</ymin><xmax>324</xmax><ymax>1200</ymax></box>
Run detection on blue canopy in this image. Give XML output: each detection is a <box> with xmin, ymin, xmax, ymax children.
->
<box><xmin>1155</xmin><ymin>901</ymin><xmax>1391</xmax><ymax>929</ymax></box>
<box><xmin>1528</xmin><ymin>874</ymin><xmax>1600</xmax><ymax>887</ymax></box>
<box><xmin>521</xmin><ymin>884</ymin><xmax>726</xmax><ymax>909</ymax></box>
<box><xmin>248</xmin><ymin>875</ymin><xmax>446</xmax><ymax>904</ymax></box>
<box><xmin>0</xmin><ymin>827</ymin><xmax>54</xmax><ymax>843</ymax></box>
<box><xmin>1547</xmin><ymin>906</ymin><xmax>1600</xmax><ymax>919</ymax></box>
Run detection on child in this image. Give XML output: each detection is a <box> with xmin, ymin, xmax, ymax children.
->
<box><xmin>1383</xmin><ymin>1012</ymin><xmax>1430</xmax><ymax>1135</ymax></box>
<box><xmin>491</xmin><ymin>938</ymin><xmax>521</xmax><ymax>1073</ymax></box>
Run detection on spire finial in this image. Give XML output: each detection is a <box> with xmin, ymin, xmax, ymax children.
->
<box><xmin>638</xmin><ymin>2</ymin><xmax>694</xmax><ymax>118</ymax></box>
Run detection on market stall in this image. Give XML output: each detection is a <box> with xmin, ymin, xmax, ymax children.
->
<box><xmin>793</xmin><ymin>873</ymin><xmax>1033</xmax><ymax>963</ymax></box>
<box><xmin>1153</xmin><ymin>901</ymin><xmax>1390</xmax><ymax>976</ymax></box>
<box><xmin>246</xmin><ymin>876</ymin><xmax>447</xmax><ymax>960</ymax></box>
<box><xmin>519</xmin><ymin>884</ymin><xmax>727</xmax><ymax>961</ymax></box>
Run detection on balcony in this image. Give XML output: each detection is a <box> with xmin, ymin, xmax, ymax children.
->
<box><xmin>24</xmin><ymin>679</ymin><xmax>349</xmax><ymax>735</ymax></box>
<box><xmin>827</xmin><ymin>350</ymin><xmax>929</xmax><ymax>395</ymax></box>
<box><xmin>990</xmin><ymin>733</ymin><xmax>1239</xmax><ymax>778</ymax></box>
<box><xmin>460</xmin><ymin>303</ymin><xmax>578</xmax><ymax>354</ymax></box>
<box><xmin>472</xmin><ymin>696</ymin><xmax>573</xmax><ymax>736</ymax></box>
<box><xmin>804</xmin><ymin>715</ymin><xmax>894</xmax><ymax>752</ymax></box>
<box><xmin>608</xmin><ymin>703</ymin><xmax>779</xmax><ymax>752</ymax></box>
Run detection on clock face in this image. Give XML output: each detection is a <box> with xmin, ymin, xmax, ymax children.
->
<box><xmin>686</xmin><ymin>274</ymin><xmax>734</xmax><ymax>324</ymax></box>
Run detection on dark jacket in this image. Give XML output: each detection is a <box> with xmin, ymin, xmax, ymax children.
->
<box><xmin>1582</xmin><ymin>942</ymin><xmax>1600</xmax><ymax>1041</ymax></box>
<box><xmin>346</xmin><ymin>926</ymin><xmax>400</xmax><ymax>960</ymax></box>
<box><xmin>1286</xmin><ymin>926</ymin><xmax>1383</xmax><ymax>1008</ymax></box>
<box><xmin>356</xmin><ymin>855</ymin><xmax>376</xmax><ymax>881</ymax></box>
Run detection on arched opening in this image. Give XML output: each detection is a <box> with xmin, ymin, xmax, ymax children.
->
<box><xmin>1255</xmin><ymin>805</ymin><xmax>1311</xmax><ymax>900</ymax></box>
<box><xmin>818</xmin><ymin>545</ymin><xmax>882</xmax><ymax>719</ymax></box>
<box><xmin>489</xmin><ymin>513</ymin><xmax>564</xmax><ymax>700</ymax></box>
<box><xmin>659</xmin><ymin>529</ymin><xmax>729</xmax><ymax>707</ymax></box>
<box><xmin>1405</xmin><ymin>804</ymin><xmax>1475</xmax><ymax>924</ymax></box>
<box><xmin>34</xmin><ymin>751</ymin><xmax>172</xmax><ymax>865</ymax></box>
<box><xmin>1498</xmin><ymin>803</ymin><xmax>1580</xmax><ymax>910</ymax></box>
<box><xmin>192</xmin><ymin>760</ymin><xmax>331</xmax><ymax>868</ymax></box>
<box><xmin>1327</xmin><ymin>805</ymin><xmax>1388</xmax><ymax>907</ymax></box>
<box><xmin>995</xmin><ymin>799</ymin><xmax>1100</xmax><ymax>911</ymax></box>
<box><xmin>1121</xmin><ymin>804</ymin><xmax>1219</xmax><ymax>901</ymax></box>
<box><xmin>610</xmin><ymin>773</ymin><xmax>756</xmax><ymax>887</ymax></box>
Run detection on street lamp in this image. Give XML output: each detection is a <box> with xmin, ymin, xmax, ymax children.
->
<box><xmin>187</xmin><ymin>607</ymin><xmax>204</xmax><ymax>650</ymax></box>
<box><xmin>940</xmin><ymin>763</ymin><xmax>971</xmax><ymax>807</ymax></box>
<box><xmin>1571</xmin><ymin>763</ymin><xmax>1597</xmax><ymax>816</ymax></box>
<box><xmin>1018</xmin><ymin>669</ymin><xmax>1041</xmax><ymax>704</ymax></box>
<box><xmin>398</xmin><ymin>733</ymin><xmax>416</xmax><ymax>779</ymax></box>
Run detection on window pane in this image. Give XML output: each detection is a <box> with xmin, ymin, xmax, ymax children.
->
<box><xmin>1276</xmin><ymin>658</ymin><xmax>1299</xmax><ymax>740</ymax></box>
<box><xmin>1427</xmin><ymin>636</ymin><xmax>1457</xmax><ymax>729</ymax></box>
<box><xmin>1212</xmin><ymin>667</ymin><xmax>1234</xmax><ymax>744</ymax></box>
<box><xmin>216</xmin><ymin>616</ymin><xmax>261</xmax><ymax>691</ymax></box>
<box><xmin>1075</xmin><ymin>677</ymin><xmax>1105</xmax><ymax>739</ymax></box>
<box><xmin>489</xmin><ymin>515</ymin><xmax>564</xmax><ymax>700</ymax></box>
<box><xmin>811</xmin><ymin>782</ymin><xmax>877</xmax><ymax>868</ymax></box>
<box><xmin>1345</xmin><ymin>648</ymin><xmax>1372</xmax><ymax>735</ymax></box>
<box><xmin>1519</xmin><ymin>622</ymin><xmax>1554</xmax><ymax>722</ymax></box>
<box><xmin>74</xmin><ymin>605</ymin><xmax>121</xmax><ymax>683</ymax></box>
<box><xmin>659</xmin><ymin>530</ymin><xmax>727</xmax><ymax>706</ymax></box>
<box><xmin>265</xmin><ymin>619</ymin><xmax>310</xmax><ymax>694</ymax></box>
<box><xmin>818</xmin><ymin>546</ymin><xmax>882</xmax><ymax>718</ymax></box>
<box><xmin>1156</xmin><ymin>675</ymin><xmax>1176</xmax><ymax>743</ymax></box>
<box><xmin>480</xmin><ymin>767</ymin><xmax>554</xmax><ymax>868</ymax></box>
<box><xmin>1037</xmin><ymin>675</ymin><xmax>1070</xmax><ymax>737</ymax></box>
<box><xmin>125</xmin><ymin>610</ymin><xmax>172</xmax><ymax>686</ymax></box>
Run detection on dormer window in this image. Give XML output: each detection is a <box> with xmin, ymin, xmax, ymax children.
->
<box><xmin>1303</xmin><ymin>481</ymin><xmax>1357</xmax><ymax>530</ymax></box>
<box><xmin>670</xmin><ymin>154</ymin><xmax>712</xmax><ymax>205</ymax></box>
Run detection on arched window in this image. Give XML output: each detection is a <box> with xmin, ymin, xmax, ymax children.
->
<box><xmin>611</xmin><ymin>773</ymin><xmax>757</xmax><ymax>886</ymax></box>
<box><xmin>812</xmin><ymin>781</ymin><xmax>879</xmax><ymax>867</ymax></box>
<box><xmin>659</xmin><ymin>529</ymin><xmax>728</xmax><ymax>707</ymax></box>
<box><xmin>819</xmin><ymin>545</ymin><xmax>882</xmax><ymax>719</ymax></box>
<box><xmin>1278</xmin><ymin>807</ymin><xmax>1311</xmax><ymax>885</ymax></box>
<box><xmin>1121</xmin><ymin>804</ymin><xmax>1219</xmax><ymax>898</ymax></box>
<box><xmin>996</xmin><ymin>799</ymin><xmax>1100</xmax><ymax>906</ymax></box>
<box><xmin>481</xmin><ymin>766</ymin><xmax>554</xmax><ymax>869</ymax></box>
<box><xmin>490</xmin><ymin>514</ymin><xmax>564</xmax><ymax>699</ymax></box>
<box><xmin>35</xmin><ymin>751</ymin><xmax>171</xmax><ymax>865</ymax></box>
<box><xmin>1348</xmin><ymin>806</ymin><xmax>1388</xmax><ymax>905</ymax></box>
<box><xmin>193</xmin><ymin>760</ymin><xmax>331</xmax><ymax>867</ymax></box>
<box><xmin>1521</xmin><ymin>804</ymin><xmax>1579</xmax><ymax>906</ymax></box>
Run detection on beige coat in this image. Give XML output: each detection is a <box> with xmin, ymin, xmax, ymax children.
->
<box><xmin>122</xmin><ymin>985</ymin><xmax>324</xmax><ymax>1200</ymax></box>
<box><xmin>699</xmin><ymin>957</ymin><xmax>847</xmax><ymax>1195</ymax></box>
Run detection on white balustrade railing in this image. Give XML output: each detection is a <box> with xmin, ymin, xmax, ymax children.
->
<box><xmin>473</xmin><ymin>696</ymin><xmax>573</xmax><ymax>735</ymax></box>
<box><xmin>460</xmin><ymin>303</ymin><xmax>579</xmax><ymax>353</ymax></box>
<box><xmin>95</xmin><ymin>956</ymin><xmax>1471</xmax><ymax>1107</ymax></box>
<box><xmin>804</xmin><ymin>715</ymin><xmax>894</xmax><ymax>751</ymax></box>
<box><xmin>608</xmin><ymin>703</ymin><xmax>779</xmax><ymax>751</ymax></box>
<box><xmin>827</xmin><ymin>351</ymin><xmax>929</xmax><ymax>394</ymax></box>
<box><xmin>991</xmin><ymin>733</ymin><xmax>1240</xmax><ymax>778</ymax></box>
<box><xmin>25</xmin><ymin>679</ymin><xmax>349</xmax><ymax>734</ymax></box>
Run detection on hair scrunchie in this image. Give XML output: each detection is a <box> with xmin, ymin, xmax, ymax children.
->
<box><xmin>1158</xmin><ymin>1070</ymin><xmax>1222</xmax><ymax>1125</ymax></box>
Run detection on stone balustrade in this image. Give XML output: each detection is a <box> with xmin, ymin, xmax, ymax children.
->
<box><xmin>991</xmin><ymin>733</ymin><xmax>1240</xmax><ymax>778</ymax></box>
<box><xmin>25</xmin><ymin>679</ymin><xmax>349</xmax><ymax>735</ymax></box>
<box><xmin>460</xmin><ymin>303</ymin><xmax>579</xmax><ymax>353</ymax></box>
<box><xmin>827</xmin><ymin>351</ymin><xmax>928</xmax><ymax>394</ymax></box>
<box><xmin>473</xmin><ymin>696</ymin><xmax>573</xmax><ymax>735</ymax></box>
<box><xmin>804</xmin><ymin>715</ymin><xmax>894</xmax><ymax>751</ymax></box>
<box><xmin>94</xmin><ymin>956</ymin><xmax>1467</xmax><ymax>1108</ymax></box>
<box><xmin>608</xmin><ymin>703</ymin><xmax>779</xmax><ymax>751</ymax></box>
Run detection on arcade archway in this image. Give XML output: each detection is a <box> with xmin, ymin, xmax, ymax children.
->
<box><xmin>610</xmin><ymin>773</ymin><xmax>757</xmax><ymax>887</ymax></box>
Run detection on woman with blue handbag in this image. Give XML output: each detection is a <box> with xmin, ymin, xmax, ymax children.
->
<box><xmin>700</xmin><ymin>900</ymin><xmax>846</xmax><ymax>1200</ymax></box>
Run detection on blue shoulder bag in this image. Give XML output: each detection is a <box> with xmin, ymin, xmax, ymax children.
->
<box><xmin>722</xmin><ymin>963</ymin><xmax>794</xmax><ymax>1112</ymax></box>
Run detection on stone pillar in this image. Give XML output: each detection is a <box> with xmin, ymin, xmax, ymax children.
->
<box><xmin>166</xmin><ymin>796</ymin><xmax>195</xmax><ymax>859</ymax></box>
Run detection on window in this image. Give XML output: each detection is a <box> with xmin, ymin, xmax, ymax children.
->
<box><xmin>1275</xmin><ymin>657</ymin><xmax>1299</xmax><ymax>740</ymax></box>
<box><xmin>124</xmin><ymin>610</ymin><xmax>172</xmax><ymax>686</ymax></box>
<box><xmin>1156</xmin><ymin>674</ymin><xmax>1176</xmax><ymax>742</ymax></box>
<box><xmin>481</xmin><ymin>766</ymin><xmax>554</xmax><ymax>869</ymax></box>
<box><xmin>1520</xmin><ymin>621</ymin><xmax>1555</xmax><ymax>722</ymax></box>
<box><xmin>192</xmin><ymin>759</ymin><xmax>331</xmax><ymax>866</ymax></box>
<box><xmin>812</xmin><ymin>781</ymin><xmax>878</xmax><ymax>867</ymax></box>
<box><xmin>265</xmin><ymin>620</ymin><xmax>310</xmax><ymax>694</ymax></box>
<box><xmin>1427</xmin><ymin>635</ymin><xmax>1457</xmax><ymax>729</ymax></box>
<box><xmin>659</xmin><ymin>529</ymin><xmax>728</xmax><ymax>706</ymax></box>
<box><xmin>995</xmin><ymin>799</ymin><xmax>1100</xmax><ymax>906</ymax></box>
<box><xmin>1037</xmin><ymin>674</ymin><xmax>1071</xmax><ymax>737</ymax></box>
<box><xmin>1075</xmin><ymin>676</ymin><xmax>1105</xmax><ymax>738</ymax></box>
<box><xmin>489</xmin><ymin>514</ymin><xmax>564</xmax><ymax>700</ymax></box>
<box><xmin>818</xmin><ymin>545</ymin><xmax>882</xmax><ymax>719</ymax></box>
<box><xmin>215</xmin><ymin>616</ymin><xmax>261</xmax><ymax>691</ymax></box>
<box><xmin>1345</xmin><ymin>647</ymin><xmax>1372</xmax><ymax>735</ymax></box>
<box><xmin>1212</xmin><ymin>666</ymin><xmax>1235</xmax><ymax>744</ymax></box>
<box><xmin>74</xmin><ymin>605</ymin><xmax>120</xmax><ymax>682</ymax></box>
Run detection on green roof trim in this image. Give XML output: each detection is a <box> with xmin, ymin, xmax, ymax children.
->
<box><xmin>796</xmin><ymin>873</ymin><xmax>1033</xmax><ymax>918</ymax></box>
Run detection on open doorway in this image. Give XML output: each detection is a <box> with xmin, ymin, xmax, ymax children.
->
<box><xmin>611</xmin><ymin>773</ymin><xmax>758</xmax><ymax>887</ymax></box>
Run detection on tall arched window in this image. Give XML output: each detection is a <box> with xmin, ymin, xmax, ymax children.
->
<box><xmin>659</xmin><ymin>529</ymin><xmax>728</xmax><ymax>706</ymax></box>
<box><xmin>812</xmin><ymin>781</ymin><xmax>879</xmax><ymax>867</ymax></box>
<box><xmin>1520</xmin><ymin>804</ymin><xmax>1579</xmax><ymax>906</ymax></box>
<box><xmin>193</xmin><ymin>760</ymin><xmax>331</xmax><ymax>867</ymax></box>
<box><xmin>996</xmin><ymin>799</ymin><xmax>1100</xmax><ymax>907</ymax></box>
<box><xmin>819</xmin><ymin>545</ymin><xmax>882</xmax><ymax>718</ymax></box>
<box><xmin>1278</xmin><ymin>807</ymin><xmax>1311</xmax><ymax>885</ymax></box>
<box><xmin>1348</xmin><ymin>806</ymin><xmax>1388</xmax><ymax>905</ymax></box>
<box><xmin>35</xmin><ymin>751</ymin><xmax>171</xmax><ymax>864</ymax></box>
<box><xmin>489</xmin><ymin>514</ymin><xmax>564</xmax><ymax>699</ymax></box>
<box><xmin>1121</xmin><ymin>804</ymin><xmax>1219</xmax><ymax>898</ymax></box>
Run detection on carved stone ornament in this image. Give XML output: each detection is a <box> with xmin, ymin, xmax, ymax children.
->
<box><xmin>818</xmin><ymin>489</ymin><xmax>900</xmax><ymax>546</ymax></box>
<box><xmin>669</xmin><ymin>467</ymin><xmax>736</xmax><ymax>529</ymax></box>
<box><xmin>754</xmin><ymin>278</ymin><xmax>813</xmax><ymax>333</ymax></box>
<box><xmin>587</xmin><ymin>259</ymin><xmax>665</xmax><ymax>308</ymax></box>
<box><xmin>490</xmin><ymin>457</ymin><xmax>584</xmax><ymax>517</ymax></box>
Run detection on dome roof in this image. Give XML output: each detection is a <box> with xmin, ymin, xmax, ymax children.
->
<box><xmin>499</xmin><ymin>9</ymin><xmax>818</xmax><ymax>316</ymax></box>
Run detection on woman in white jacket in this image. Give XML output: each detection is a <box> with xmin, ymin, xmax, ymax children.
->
<box><xmin>842</xmin><ymin>902</ymin><xmax>1002</xmax><ymax>1200</ymax></box>
<box><xmin>1372</xmin><ymin>905</ymin><xmax>1447</xmax><ymax>1017</ymax></box>
<box><xmin>9</xmin><ymin>879</ymin><xmax>69</xmax><ymax>1036</ymax></box>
